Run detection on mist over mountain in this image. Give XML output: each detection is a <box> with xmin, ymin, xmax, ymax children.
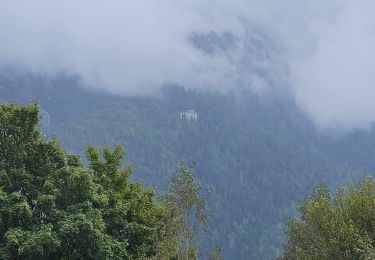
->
<box><xmin>1</xmin><ymin>1</ymin><xmax>375</xmax><ymax>129</ymax></box>
<box><xmin>1</xmin><ymin>1</ymin><xmax>375</xmax><ymax>259</ymax></box>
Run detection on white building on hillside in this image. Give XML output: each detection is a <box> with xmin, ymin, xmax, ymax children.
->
<box><xmin>180</xmin><ymin>109</ymin><xmax>198</xmax><ymax>122</ymax></box>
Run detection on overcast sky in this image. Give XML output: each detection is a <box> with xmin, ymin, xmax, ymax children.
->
<box><xmin>0</xmin><ymin>0</ymin><xmax>374</xmax><ymax>131</ymax></box>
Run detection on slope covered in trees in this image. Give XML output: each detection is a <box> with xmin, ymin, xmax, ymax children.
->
<box><xmin>0</xmin><ymin>102</ymin><xmax>221</xmax><ymax>259</ymax></box>
<box><xmin>1</xmin><ymin>73</ymin><xmax>374</xmax><ymax>259</ymax></box>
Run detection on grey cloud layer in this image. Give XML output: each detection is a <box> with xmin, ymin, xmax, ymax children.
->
<box><xmin>0</xmin><ymin>0</ymin><xmax>374</xmax><ymax>130</ymax></box>
<box><xmin>291</xmin><ymin>0</ymin><xmax>375</xmax><ymax>130</ymax></box>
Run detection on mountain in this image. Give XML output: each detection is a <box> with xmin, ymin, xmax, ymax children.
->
<box><xmin>1</xmin><ymin>71</ymin><xmax>372</xmax><ymax>259</ymax></box>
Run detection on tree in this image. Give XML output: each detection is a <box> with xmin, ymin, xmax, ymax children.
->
<box><xmin>279</xmin><ymin>177</ymin><xmax>375</xmax><ymax>260</ymax></box>
<box><xmin>153</xmin><ymin>162</ymin><xmax>219</xmax><ymax>260</ymax></box>
<box><xmin>0</xmin><ymin>103</ymin><xmax>164</xmax><ymax>259</ymax></box>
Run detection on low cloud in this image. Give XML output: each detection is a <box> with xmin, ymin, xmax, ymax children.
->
<box><xmin>290</xmin><ymin>0</ymin><xmax>375</xmax><ymax>131</ymax></box>
<box><xmin>0</xmin><ymin>0</ymin><xmax>374</xmax><ymax>130</ymax></box>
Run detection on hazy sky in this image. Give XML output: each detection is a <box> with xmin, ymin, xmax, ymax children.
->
<box><xmin>0</xmin><ymin>0</ymin><xmax>374</xmax><ymax>130</ymax></box>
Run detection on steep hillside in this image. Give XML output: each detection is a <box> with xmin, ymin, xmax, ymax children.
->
<box><xmin>0</xmin><ymin>73</ymin><xmax>370</xmax><ymax>259</ymax></box>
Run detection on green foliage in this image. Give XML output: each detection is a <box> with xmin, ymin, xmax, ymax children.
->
<box><xmin>3</xmin><ymin>82</ymin><xmax>364</xmax><ymax>259</ymax></box>
<box><xmin>153</xmin><ymin>162</ymin><xmax>220</xmax><ymax>260</ymax></box>
<box><xmin>0</xmin><ymin>103</ymin><xmax>164</xmax><ymax>259</ymax></box>
<box><xmin>206</xmin><ymin>247</ymin><xmax>224</xmax><ymax>260</ymax></box>
<box><xmin>280</xmin><ymin>177</ymin><xmax>375</xmax><ymax>260</ymax></box>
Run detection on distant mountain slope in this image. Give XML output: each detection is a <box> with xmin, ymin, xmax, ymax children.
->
<box><xmin>0</xmin><ymin>72</ymin><xmax>371</xmax><ymax>259</ymax></box>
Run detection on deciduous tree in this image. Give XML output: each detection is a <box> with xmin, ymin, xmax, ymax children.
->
<box><xmin>279</xmin><ymin>177</ymin><xmax>375</xmax><ymax>260</ymax></box>
<box><xmin>0</xmin><ymin>103</ymin><xmax>164</xmax><ymax>259</ymax></box>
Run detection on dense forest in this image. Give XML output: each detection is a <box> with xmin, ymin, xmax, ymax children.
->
<box><xmin>0</xmin><ymin>102</ymin><xmax>221</xmax><ymax>259</ymax></box>
<box><xmin>2</xmin><ymin>72</ymin><xmax>375</xmax><ymax>259</ymax></box>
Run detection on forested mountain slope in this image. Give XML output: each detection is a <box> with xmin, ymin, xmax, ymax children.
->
<box><xmin>1</xmin><ymin>72</ymin><xmax>372</xmax><ymax>259</ymax></box>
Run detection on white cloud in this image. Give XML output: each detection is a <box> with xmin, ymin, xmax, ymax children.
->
<box><xmin>0</xmin><ymin>0</ymin><xmax>260</xmax><ymax>95</ymax></box>
<box><xmin>1</xmin><ymin>0</ymin><xmax>375</xmax><ymax>130</ymax></box>
<box><xmin>291</xmin><ymin>0</ymin><xmax>375</xmax><ymax>130</ymax></box>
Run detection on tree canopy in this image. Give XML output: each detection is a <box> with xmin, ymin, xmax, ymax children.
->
<box><xmin>4</xmin><ymin>80</ymin><xmax>362</xmax><ymax>259</ymax></box>
<box><xmin>280</xmin><ymin>177</ymin><xmax>375</xmax><ymax>260</ymax></box>
<box><xmin>0</xmin><ymin>103</ymin><xmax>164</xmax><ymax>259</ymax></box>
<box><xmin>155</xmin><ymin>162</ymin><xmax>213</xmax><ymax>260</ymax></box>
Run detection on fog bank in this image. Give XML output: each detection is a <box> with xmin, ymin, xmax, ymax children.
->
<box><xmin>0</xmin><ymin>0</ymin><xmax>374</xmax><ymax>130</ymax></box>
